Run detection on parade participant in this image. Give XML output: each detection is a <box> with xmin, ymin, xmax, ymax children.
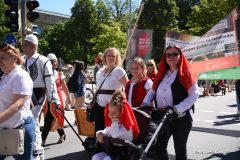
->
<box><xmin>93</xmin><ymin>52</ymin><xmax>103</xmax><ymax>83</ymax></box>
<box><xmin>142</xmin><ymin>45</ymin><xmax>198</xmax><ymax>160</ymax></box>
<box><xmin>22</xmin><ymin>34</ymin><xmax>60</xmax><ymax>159</ymax></box>
<box><xmin>146</xmin><ymin>59</ymin><xmax>158</xmax><ymax>82</ymax></box>
<box><xmin>41</xmin><ymin>53</ymin><xmax>72</xmax><ymax>146</ymax></box>
<box><xmin>125</xmin><ymin>57</ymin><xmax>153</xmax><ymax>108</ymax></box>
<box><xmin>92</xmin><ymin>91</ymin><xmax>139</xmax><ymax>160</ymax></box>
<box><xmin>95</xmin><ymin>47</ymin><xmax>128</xmax><ymax>132</ymax></box>
<box><xmin>0</xmin><ymin>44</ymin><xmax>35</xmax><ymax>160</ymax></box>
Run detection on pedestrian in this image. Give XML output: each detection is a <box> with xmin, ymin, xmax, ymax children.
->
<box><xmin>64</xmin><ymin>64</ymin><xmax>75</xmax><ymax>110</ymax></box>
<box><xmin>93</xmin><ymin>52</ymin><xmax>103</xmax><ymax>83</ymax></box>
<box><xmin>41</xmin><ymin>53</ymin><xmax>72</xmax><ymax>146</ymax></box>
<box><xmin>92</xmin><ymin>91</ymin><xmax>139</xmax><ymax>160</ymax></box>
<box><xmin>0</xmin><ymin>44</ymin><xmax>35</xmax><ymax>160</ymax></box>
<box><xmin>125</xmin><ymin>57</ymin><xmax>153</xmax><ymax>108</ymax></box>
<box><xmin>231</xmin><ymin>80</ymin><xmax>240</xmax><ymax>115</ymax></box>
<box><xmin>146</xmin><ymin>59</ymin><xmax>158</xmax><ymax>82</ymax></box>
<box><xmin>22</xmin><ymin>34</ymin><xmax>60</xmax><ymax>159</ymax></box>
<box><xmin>95</xmin><ymin>47</ymin><xmax>129</xmax><ymax>132</ymax></box>
<box><xmin>141</xmin><ymin>45</ymin><xmax>199</xmax><ymax>160</ymax></box>
<box><xmin>72</xmin><ymin>61</ymin><xmax>87</xmax><ymax>109</ymax></box>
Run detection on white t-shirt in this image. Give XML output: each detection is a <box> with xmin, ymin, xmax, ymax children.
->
<box><xmin>96</xmin><ymin>67</ymin><xmax>126</xmax><ymax>107</ymax></box>
<box><xmin>0</xmin><ymin>66</ymin><xmax>33</xmax><ymax>128</ymax></box>
<box><xmin>128</xmin><ymin>79</ymin><xmax>153</xmax><ymax>106</ymax></box>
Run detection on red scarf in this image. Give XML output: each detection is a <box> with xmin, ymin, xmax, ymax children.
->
<box><xmin>152</xmin><ymin>50</ymin><xmax>198</xmax><ymax>91</ymax></box>
<box><xmin>104</xmin><ymin>100</ymin><xmax>140</xmax><ymax>139</ymax></box>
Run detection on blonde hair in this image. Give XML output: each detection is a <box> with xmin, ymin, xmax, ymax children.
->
<box><xmin>146</xmin><ymin>59</ymin><xmax>157</xmax><ymax>75</ymax></box>
<box><xmin>0</xmin><ymin>44</ymin><xmax>23</xmax><ymax>65</ymax></box>
<box><xmin>102</xmin><ymin>47</ymin><xmax>122</xmax><ymax>66</ymax></box>
<box><xmin>109</xmin><ymin>90</ymin><xmax>126</xmax><ymax>110</ymax></box>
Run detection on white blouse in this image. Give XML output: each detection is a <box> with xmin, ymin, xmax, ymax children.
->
<box><xmin>0</xmin><ymin>66</ymin><xmax>33</xmax><ymax>128</ymax></box>
<box><xmin>143</xmin><ymin>70</ymin><xmax>199</xmax><ymax>115</ymax></box>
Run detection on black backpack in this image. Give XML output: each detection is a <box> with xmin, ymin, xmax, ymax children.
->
<box><xmin>67</xmin><ymin>73</ymin><xmax>79</xmax><ymax>93</ymax></box>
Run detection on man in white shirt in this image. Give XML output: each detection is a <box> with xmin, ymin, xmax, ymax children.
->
<box><xmin>23</xmin><ymin>34</ymin><xmax>60</xmax><ymax>160</ymax></box>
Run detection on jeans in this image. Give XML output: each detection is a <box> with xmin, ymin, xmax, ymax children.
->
<box><xmin>0</xmin><ymin>117</ymin><xmax>36</xmax><ymax>160</ymax></box>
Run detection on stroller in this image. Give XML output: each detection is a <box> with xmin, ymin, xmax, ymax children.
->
<box><xmin>100</xmin><ymin>107</ymin><xmax>173</xmax><ymax>160</ymax></box>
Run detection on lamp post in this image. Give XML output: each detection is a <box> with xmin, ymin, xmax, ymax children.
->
<box><xmin>128</xmin><ymin>0</ymin><xmax>132</xmax><ymax>69</ymax></box>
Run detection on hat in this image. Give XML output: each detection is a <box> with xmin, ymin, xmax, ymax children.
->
<box><xmin>47</xmin><ymin>53</ymin><xmax>57</xmax><ymax>61</ymax></box>
<box><xmin>98</xmin><ymin>52</ymin><xmax>103</xmax><ymax>56</ymax></box>
<box><xmin>24</xmin><ymin>34</ymin><xmax>38</xmax><ymax>45</ymax></box>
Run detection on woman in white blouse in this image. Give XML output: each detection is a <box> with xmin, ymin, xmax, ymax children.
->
<box><xmin>0</xmin><ymin>44</ymin><xmax>35</xmax><ymax>160</ymax></box>
<box><xmin>95</xmin><ymin>47</ymin><xmax>128</xmax><ymax>132</ymax></box>
<box><xmin>142</xmin><ymin>45</ymin><xmax>199</xmax><ymax>160</ymax></box>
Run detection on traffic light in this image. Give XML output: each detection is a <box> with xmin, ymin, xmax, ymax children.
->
<box><xmin>26</xmin><ymin>0</ymin><xmax>40</xmax><ymax>22</ymax></box>
<box><xmin>4</xmin><ymin>0</ymin><xmax>19</xmax><ymax>32</ymax></box>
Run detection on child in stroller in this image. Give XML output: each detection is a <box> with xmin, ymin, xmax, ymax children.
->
<box><xmin>92</xmin><ymin>91</ymin><xmax>140</xmax><ymax>160</ymax></box>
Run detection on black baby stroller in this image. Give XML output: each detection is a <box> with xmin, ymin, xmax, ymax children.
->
<box><xmin>100</xmin><ymin>107</ymin><xmax>173</xmax><ymax>160</ymax></box>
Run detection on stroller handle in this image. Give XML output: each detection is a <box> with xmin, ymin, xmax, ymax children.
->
<box><xmin>140</xmin><ymin>111</ymin><xmax>171</xmax><ymax>160</ymax></box>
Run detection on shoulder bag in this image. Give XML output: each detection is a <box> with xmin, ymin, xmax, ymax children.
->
<box><xmin>0</xmin><ymin>128</ymin><xmax>25</xmax><ymax>155</ymax></box>
<box><xmin>86</xmin><ymin>66</ymin><xmax>117</xmax><ymax>122</ymax></box>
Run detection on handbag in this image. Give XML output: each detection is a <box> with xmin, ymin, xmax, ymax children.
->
<box><xmin>86</xmin><ymin>66</ymin><xmax>117</xmax><ymax>122</ymax></box>
<box><xmin>0</xmin><ymin>128</ymin><xmax>25</xmax><ymax>155</ymax></box>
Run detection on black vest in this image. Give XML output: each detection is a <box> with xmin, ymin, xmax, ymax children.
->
<box><xmin>155</xmin><ymin>75</ymin><xmax>194</xmax><ymax>113</ymax></box>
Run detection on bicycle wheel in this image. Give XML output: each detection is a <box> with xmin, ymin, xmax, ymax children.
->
<box><xmin>84</xmin><ymin>88</ymin><xmax>94</xmax><ymax>105</ymax></box>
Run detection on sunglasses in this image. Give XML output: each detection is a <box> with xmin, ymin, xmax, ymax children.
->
<box><xmin>147</xmin><ymin>64</ymin><xmax>153</xmax><ymax>67</ymax></box>
<box><xmin>165</xmin><ymin>52</ymin><xmax>180</xmax><ymax>58</ymax></box>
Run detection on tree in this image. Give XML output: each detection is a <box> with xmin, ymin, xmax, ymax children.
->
<box><xmin>138</xmin><ymin>0</ymin><xmax>179</xmax><ymax>61</ymax></box>
<box><xmin>90</xmin><ymin>21</ymin><xmax>126</xmax><ymax>57</ymax></box>
<box><xmin>0</xmin><ymin>1</ymin><xmax>13</xmax><ymax>42</ymax></box>
<box><xmin>186</xmin><ymin>0</ymin><xmax>240</xmax><ymax>36</ymax></box>
<box><xmin>176</xmin><ymin>0</ymin><xmax>199</xmax><ymax>31</ymax></box>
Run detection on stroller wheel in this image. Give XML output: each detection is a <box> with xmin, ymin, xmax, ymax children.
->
<box><xmin>83</xmin><ymin>137</ymin><xmax>97</xmax><ymax>153</ymax></box>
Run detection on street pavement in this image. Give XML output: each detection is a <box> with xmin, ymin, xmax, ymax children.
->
<box><xmin>3</xmin><ymin>88</ymin><xmax>239</xmax><ymax>160</ymax></box>
<box><xmin>42</xmin><ymin>88</ymin><xmax>240</xmax><ymax>160</ymax></box>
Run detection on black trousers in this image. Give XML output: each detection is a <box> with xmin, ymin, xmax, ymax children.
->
<box><xmin>94</xmin><ymin>103</ymin><xmax>105</xmax><ymax>132</ymax></box>
<box><xmin>41</xmin><ymin>103</ymin><xmax>65</xmax><ymax>141</ymax></box>
<box><xmin>154</xmin><ymin>113</ymin><xmax>192</xmax><ymax>160</ymax></box>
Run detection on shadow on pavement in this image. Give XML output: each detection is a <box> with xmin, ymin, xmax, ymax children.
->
<box><xmin>227</xmin><ymin>104</ymin><xmax>237</xmax><ymax>107</ymax></box>
<box><xmin>214</xmin><ymin>114</ymin><xmax>240</xmax><ymax>126</ymax></box>
<box><xmin>204</xmin><ymin>150</ymin><xmax>240</xmax><ymax>160</ymax></box>
<box><xmin>192</xmin><ymin>127</ymin><xmax>240</xmax><ymax>137</ymax></box>
<box><xmin>46</xmin><ymin>150</ymin><xmax>93</xmax><ymax>160</ymax></box>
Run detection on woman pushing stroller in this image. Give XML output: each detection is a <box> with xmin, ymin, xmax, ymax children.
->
<box><xmin>92</xmin><ymin>91</ymin><xmax>139</xmax><ymax>160</ymax></box>
<box><xmin>142</xmin><ymin>45</ymin><xmax>199</xmax><ymax>160</ymax></box>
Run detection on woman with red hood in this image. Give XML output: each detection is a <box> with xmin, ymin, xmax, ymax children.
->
<box><xmin>141</xmin><ymin>46</ymin><xmax>198</xmax><ymax>160</ymax></box>
<box><xmin>92</xmin><ymin>91</ymin><xmax>139</xmax><ymax>160</ymax></box>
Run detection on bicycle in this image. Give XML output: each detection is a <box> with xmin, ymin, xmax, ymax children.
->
<box><xmin>84</xmin><ymin>79</ymin><xmax>95</xmax><ymax>106</ymax></box>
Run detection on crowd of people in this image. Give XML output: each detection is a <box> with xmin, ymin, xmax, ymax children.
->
<box><xmin>0</xmin><ymin>33</ymin><xmax>239</xmax><ymax>160</ymax></box>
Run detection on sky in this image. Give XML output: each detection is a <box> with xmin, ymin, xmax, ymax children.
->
<box><xmin>37</xmin><ymin>0</ymin><xmax>75</xmax><ymax>15</ymax></box>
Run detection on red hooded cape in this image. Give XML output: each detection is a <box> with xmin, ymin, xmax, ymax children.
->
<box><xmin>152</xmin><ymin>49</ymin><xmax>198</xmax><ymax>91</ymax></box>
<box><xmin>104</xmin><ymin>100</ymin><xmax>140</xmax><ymax>139</ymax></box>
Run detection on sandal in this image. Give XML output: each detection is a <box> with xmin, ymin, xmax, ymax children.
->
<box><xmin>57</xmin><ymin>134</ymin><xmax>66</xmax><ymax>144</ymax></box>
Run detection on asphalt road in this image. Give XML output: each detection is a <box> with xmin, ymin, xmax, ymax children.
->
<box><xmin>2</xmin><ymin>88</ymin><xmax>240</xmax><ymax>160</ymax></box>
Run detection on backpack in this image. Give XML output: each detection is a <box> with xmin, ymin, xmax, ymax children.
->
<box><xmin>67</xmin><ymin>73</ymin><xmax>79</xmax><ymax>93</ymax></box>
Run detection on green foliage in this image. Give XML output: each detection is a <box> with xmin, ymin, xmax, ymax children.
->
<box><xmin>139</xmin><ymin>0</ymin><xmax>179</xmax><ymax>61</ymax></box>
<box><xmin>0</xmin><ymin>1</ymin><xmax>11</xmax><ymax>42</ymax></box>
<box><xmin>90</xmin><ymin>21</ymin><xmax>126</xmax><ymax>59</ymax></box>
<box><xmin>186</xmin><ymin>0</ymin><xmax>239</xmax><ymax>36</ymax></box>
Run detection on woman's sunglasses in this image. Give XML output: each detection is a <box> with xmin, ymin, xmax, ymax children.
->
<box><xmin>165</xmin><ymin>52</ymin><xmax>180</xmax><ymax>58</ymax></box>
<box><xmin>147</xmin><ymin>64</ymin><xmax>153</xmax><ymax>67</ymax></box>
